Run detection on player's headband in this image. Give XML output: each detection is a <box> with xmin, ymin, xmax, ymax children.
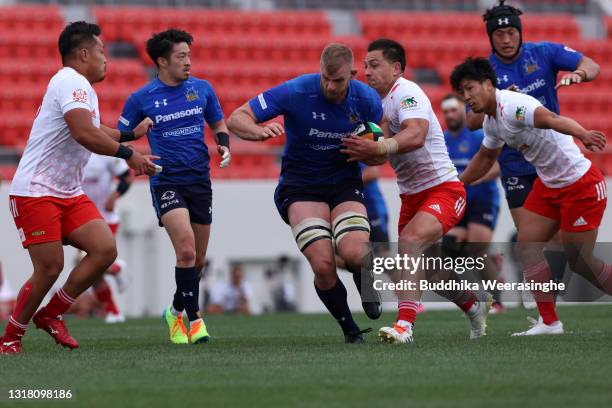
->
<box><xmin>486</xmin><ymin>12</ymin><xmax>522</xmax><ymax>37</ymax></box>
<box><xmin>441</xmin><ymin>98</ymin><xmax>461</xmax><ymax>111</ymax></box>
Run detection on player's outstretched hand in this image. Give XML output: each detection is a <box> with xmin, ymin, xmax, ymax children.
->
<box><xmin>218</xmin><ymin>145</ymin><xmax>231</xmax><ymax>168</ymax></box>
<box><xmin>506</xmin><ymin>84</ymin><xmax>520</xmax><ymax>92</ymax></box>
<box><xmin>134</xmin><ymin>118</ymin><xmax>154</xmax><ymax>139</ymax></box>
<box><xmin>580</xmin><ymin>130</ymin><xmax>607</xmax><ymax>152</ymax></box>
<box><xmin>341</xmin><ymin>135</ymin><xmax>382</xmax><ymax>162</ymax></box>
<box><xmin>127</xmin><ymin>152</ymin><xmax>161</xmax><ymax>176</ymax></box>
<box><xmin>555</xmin><ymin>72</ymin><xmax>583</xmax><ymax>90</ymax></box>
<box><xmin>260</xmin><ymin>123</ymin><xmax>284</xmax><ymax>140</ymax></box>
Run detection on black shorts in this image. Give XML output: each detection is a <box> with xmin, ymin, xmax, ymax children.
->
<box><xmin>151</xmin><ymin>181</ymin><xmax>212</xmax><ymax>226</ymax></box>
<box><xmin>456</xmin><ymin>197</ymin><xmax>499</xmax><ymax>230</ymax></box>
<box><xmin>369</xmin><ymin>214</ymin><xmax>390</xmax><ymax>243</ymax></box>
<box><xmin>274</xmin><ymin>180</ymin><xmax>366</xmax><ymax>224</ymax></box>
<box><xmin>501</xmin><ymin>174</ymin><xmax>538</xmax><ymax>209</ymax></box>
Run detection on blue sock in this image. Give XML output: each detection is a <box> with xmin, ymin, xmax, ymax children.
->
<box><xmin>175</xmin><ymin>266</ymin><xmax>200</xmax><ymax>321</ymax></box>
<box><xmin>315</xmin><ymin>278</ymin><xmax>359</xmax><ymax>334</ymax></box>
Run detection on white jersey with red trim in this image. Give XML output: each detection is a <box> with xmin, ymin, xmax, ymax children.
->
<box><xmin>383</xmin><ymin>77</ymin><xmax>458</xmax><ymax>195</ymax></box>
<box><xmin>10</xmin><ymin>67</ymin><xmax>100</xmax><ymax>199</ymax></box>
<box><xmin>82</xmin><ymin>154</ymin><xmax>129</xmax><ymax>224</ymax></box>
<box><xmin>482</xmin><ymin>89</ymin><xmax>591</xmax><ymax>188</ymax></box>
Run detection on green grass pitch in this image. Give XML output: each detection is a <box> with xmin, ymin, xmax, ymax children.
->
<box><xmin>1</xmin><ymin>305</ymin><xmax>611</xmax><ymax>407</ymax></box>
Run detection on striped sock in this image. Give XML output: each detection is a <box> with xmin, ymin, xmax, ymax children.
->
<box><xmin>4</xmin><ymin>316</ymin><xmax>28</xmax><ymax>341</ymax></box>
<box><xmin>397</xmin><ymin>300</ymin><xmax>419</xmax><ymax>324</ymax></box>
<box><xmin>40</xmin><ymin>288</ymin><xmax>75</xmax><ymax>319</ymax></box>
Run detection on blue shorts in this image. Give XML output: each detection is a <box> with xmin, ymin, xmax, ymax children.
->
<box><xmin>274</xmin><ymin>180</ymin><xmax>365</xmax><ymax>224</ymax></box>
<box><xmin>501</xmin><ymin>174</ymin><xmax>538</xmax><ymax>209</ymax></box>
<box><xmin>151</xmin><ymin>181</ymin><xmax>212</xmax><ymax>226</ymax></box>
<box><xmin>456</xmin><ymin>196</ymin><xmax>499</xmax><ymax>230</ymax></box>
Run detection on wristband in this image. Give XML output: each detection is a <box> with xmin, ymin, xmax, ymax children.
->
<box><xmin>216</xmin><ymin>132</ymin><xmax>230</xmax><ymax>148</ymax></box>
<box><xmin>574</xmin><ymin>69</ymin><xmax>587</xmax><ymax>81</ymax></box>
<box><xmin>114</xmin><ymin>144</ymin><xmax>133</xmax><ymax>160</ymax></box>
<box><xmin>119</xmin><ymin>130</ymin><xmax>136</xmax><ymax>143</ymax></box>
<box><xmin>377</xmin><ymin>138</ymin><xmax>399</xmax><ymax>156</ymax></box>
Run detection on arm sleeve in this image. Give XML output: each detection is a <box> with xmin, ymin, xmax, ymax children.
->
<box><xmin>117</xmin><ymin>94</ymin><xmax>144</xmax><ymax>131</ymax></box>
<box><xmin>204</xmin><ymin>83</ymin><xmax>224</xmax><ymax>124</ymax></box>
<box><xmin>547</xmin><ymin>42</ymin><xmax>583</xmax><ymax>72</ymax></box>
<box><xmin>58</xmin><ymin>76</ymin><xmax>92</xmax><ymax>114</ymax></box>
<box><xmin>396</xmin><ymin>85</ymin><xmax>432</xmax><ymax>123</ymax></box>
<box><xmin>248</xmin><ymin>82</ymin><xmax>293</xmax><ymax>123</ymax></box>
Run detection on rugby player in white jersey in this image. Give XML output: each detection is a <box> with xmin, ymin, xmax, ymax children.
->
<box><xmin>0</xmin><ymin>22</ymin><xmax>157</xmax><ymax>355</ymax></box>
<box><xmin>342</xmin><ymin>39</ymin><xmax>492</xmax><ymax>344</ymax></box>
<box><xmin>452</xmin><ymin>57</ymin><xmax>610</xmax><ymax>336</ymax></box>
<box><xmin>82</xmin><ymin>154</ymin><xmax>134</xmax><ymax>323</ymax></box>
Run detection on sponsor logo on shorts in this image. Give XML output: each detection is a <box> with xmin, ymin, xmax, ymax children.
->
<box><xmin>455</xmin><ymin>197</ymin><xmax>466</xmax><ymax>216</ymax></box>
<box><xmin>573</xmin><ymin>216</ymin><xmax>587</xmax><ymax>227</ymax></box>
<box><xmin>72</xmin><ymin>89</ymin><xmax>88</xmax><ymax>103</ymax></box>
<box><xmin>505</xmin><ymin>177</ymin><xmax>525</xmax><ymax>191</ymax></box>
<box><xmin>31</xmin><ymin>230</ymin><xmax>46</xmax><ymax>237</ymax></box>
<box><xmin>118</xmin><ymin>116</ymin><xmax>130</xmax><ymax>126</ymax></box>
<box><xmin>428</xmin><ymin>204</ymin><xmax>442</xmax><ymax>214</ymax></box>
<box><xmin>18</xmin><ymin>228</ymin><xmax>25</xmax><ymax>242</ymax></box>
<box><xmin>160</xmin><ymin>199</ymin><xmax>179</xmax><ymax>209</ymax></box>
<box><xmin>595</xmin><ymin>180</ymin><xmax>607</xmax><ymax>201</ymax></box>
<box><xmin>161</xmin><ymin>191</ymin><xmax>175</xmax><ymax>200</ymax></box>
<box><xmin>354</xmin><ymin>189</ymin><xmax>364</xmax><ymax>198</ymax></box>
<box><xmin>483</xmin><ymin>213</ymin><xmax>494</xmax><ymax>222</ymax></box>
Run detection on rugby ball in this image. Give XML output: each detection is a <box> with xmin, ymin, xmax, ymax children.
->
<box><xmin>353</xmin><ymin>121</ymin><xmax>384</xmax><ymax>141</ymax></box>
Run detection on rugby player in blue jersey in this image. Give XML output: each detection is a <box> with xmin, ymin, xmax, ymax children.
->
<box><xmin>467</xmin><ymin>1</ymin><xmax>600</xmax><ymax>333</ymax></box>
<box><xmin>228</xmin><ymin>44</ymin><xmax>383</xmax><ymax>343</ymax></box>
<box><xmin>118</xmin><ymin>29</ymin><xmax>231</xmax><ymax>345</ymax></box>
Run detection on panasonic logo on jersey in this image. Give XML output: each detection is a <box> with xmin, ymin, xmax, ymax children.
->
<box><xmin>308</xmin><ymin>128</ymin><xmax>353</xmax><ymax>139</ymax></box>
<box><xmin>520</xmin><ymin>78</ymin><xmax>546</xmax><ymax>94</ymax></box>
<box><xmin>155</xmin><ymin>107</ymin><xmax>203</xmax><ymax>124</ymax></box>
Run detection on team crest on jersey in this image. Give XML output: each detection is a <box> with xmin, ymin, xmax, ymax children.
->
<box><xmin>515</xmin><ymin>106</ymin><xmax>526</xmax><ymax>122</ymax></box>
<box><xmin>400</xmin><ymin>96</ymin><xmax>417</xmax><ymax>109</ymax></box>
<box><xmin>185</xmin><ymin>87</ymin><xmax>199</xmax><ymax>102</ymax></box>
<box><xmin>523</xmin><ymin>56</ymin><xmax>540</xmax><ymax>74</ymax></box>
<box><xmin>72</xmin><ymin>89</ymin><xmax>88</xmax><ymax>103</ymax></box>
<box><xmin>459</xmin><ymin>143</ymin><xmax>470</xmax><ymax>153</ymax></box>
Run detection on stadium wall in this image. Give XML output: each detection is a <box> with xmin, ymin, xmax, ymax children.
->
<box><xmin>1</xmin><ymin>178</ymin><xmax>612</xmax><ymax>316</ymax></box>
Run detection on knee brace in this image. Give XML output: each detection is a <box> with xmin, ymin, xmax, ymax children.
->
<box><xmin>291</xmin><ymin>218</ymin><xmax>332</xmax><ymax>252</ymax></box>
<box><xmin>332</xmin><ymin>211</ymin><xmax>370</xmax><ymax>246</ymax></box>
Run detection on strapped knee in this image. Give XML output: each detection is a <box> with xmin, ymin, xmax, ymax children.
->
<box><xmin>332</xmin><ymin>211</ymin><xmax>370</xmax><ymax>246</ymax></box>
<box><xmin>291</xmin><ymin>218</ymin><xmax>332</xmax><ymax>252</ymax></box>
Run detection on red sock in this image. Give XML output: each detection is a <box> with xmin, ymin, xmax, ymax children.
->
<box><xmin>94</xmin><ymin>284</ymin><xmax>120</xmax><ymax>315</ymax></box>
<box><xmin>536</xmin><ymin>301</ymin><xmax>559</xmax><ymax>325</ymax></box>
<box><xmin>397</xmin><ymin>301</ymin><xmax>419</xmax><ymax>324</ymax></box>
<box><xmin>596</xmin><ymin>263</ymin><xmax>612</xmax><ymax>294</ymax></box>
<box><xmin>456</xmin><ymin>291</ymin><xmax>477</xmax><ymax>313</ymax></box>
<box><xmin>4</xmin><ymin>316</ymin><xmax>28</xmax><ymax>341</ymax></box>
<box><xmin>40</xmin><ymin>288</ymin><xmax>75</xmax><ymax>318</ymax></box>
<box><xmin>524</xmin><ymin>261</ymin><xmax>558</xmax><ymax>324</ymax></box>
<box><xmin>4</xmin><ymin>280</ymin><xmax>34</xmax><ymax>340</ymax></box>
